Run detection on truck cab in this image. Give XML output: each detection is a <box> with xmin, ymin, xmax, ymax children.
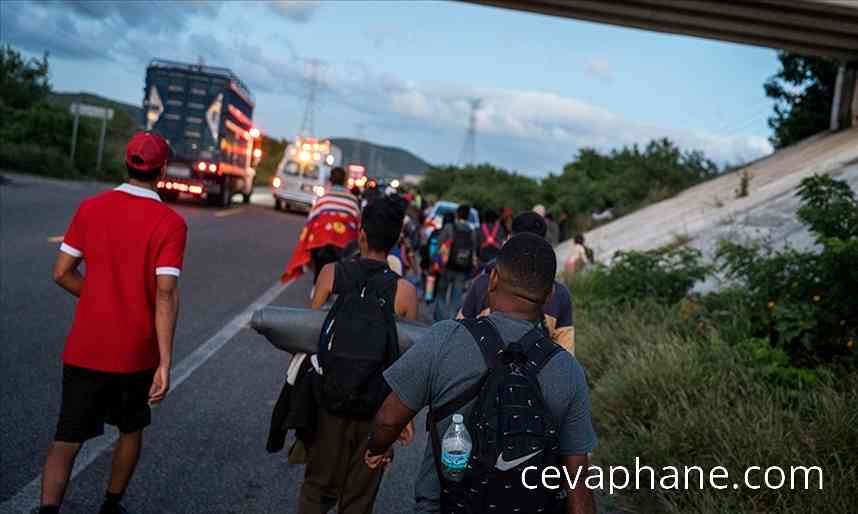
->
<box><xmin>271</xmin><ymin>137</ymin><xmax>341</xmax><ymax>213</ymax></box>
<box><xmin>143</xmin><ymin>59</ymin><xmax>261</xmax><ymax>207</ymax></box>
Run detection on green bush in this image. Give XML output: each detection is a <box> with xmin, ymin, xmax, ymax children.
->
<box><xmin>0</xmin><ymin>141</ymin><xmax>79</xmax><ymax>178</ymax></box>
<box><xmin>717</xmin><ymin>175</ymin><xmax>858</xmax><ymax>367</ymax></box>
<box><xmin>586</xmin><ymin>245</ymin><xmax>709</xmax><ymax>306</ymax></box>
<box><xmin>0</xmin><ymin>102</ymin><xmax>72</xmax><ymax>149</ymax></box>
<box><xmin>570</xmin><ymin>297</ymin><xmax>858</xmax><ymax>513</ymax></box>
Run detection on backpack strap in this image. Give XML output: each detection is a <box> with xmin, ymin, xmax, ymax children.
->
<box><xmin>488</xmin><ymin>222</ymin><xmax>500</xmax><ymax>245</ymax></box>
<box><xmin>517</xmin><ymin>325</ymin><xmax>562</xmax><ymax>375</ymax></box>
<box><xmin>480</xmin><ymin>224</ymin><xmax>490</xmax><ymax>247</ymax></box>
<box><xmin>427</xmin><ymin>318</ymin><xmax>505</xmax><ymax>484</ymax></box>
<box><xmin>426</xmin><ymin>318</ymin><xmax>503</xmax><ymax>430</ymax></box>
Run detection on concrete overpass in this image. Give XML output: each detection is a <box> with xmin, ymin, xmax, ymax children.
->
<box><xmin>466</xmin><ymin>0</ymin><xmax>858</xmax><ymax>128</ymax></box>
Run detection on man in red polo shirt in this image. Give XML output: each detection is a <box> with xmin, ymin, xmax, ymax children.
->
<box><xmin>37</xmin><ymin>132</ymin><xmax>187</xmax><ymax>514</ymax></box>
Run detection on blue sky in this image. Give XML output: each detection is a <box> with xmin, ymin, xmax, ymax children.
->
<box><xmin>3</xmin><ymin>0</ymin><xmax>780</xmax><ymax>176</ymax></box>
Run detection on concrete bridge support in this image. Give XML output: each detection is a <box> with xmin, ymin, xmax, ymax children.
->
<box><xmin>831</xmin><ymin>64</ymin><xmax>858</xmax><ymax>131</ymax></box>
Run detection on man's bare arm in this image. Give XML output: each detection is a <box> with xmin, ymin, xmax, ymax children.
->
<box><xmin>366</xmin><ymin>391</ymin><xmax>417</xmax><ymax>459</ymax></box>
<box><xmin>395</xmin><ymin>279</ymin><xmax>419</xmax><ymax>321</ymax></box>
<box><xmin>564</xmin><ymin>454</ymin><xmax>595</xmax><ymax>514</ymax></box>
<box><xmin>311</xmin><ymin>263</ymin><xmax>335</xmax><ymax>310</ymax></box>
<box><xmin>149</xmin><ymin>274</ymin><xmax>179</xmax><ymax>403</ymax></box>
<box><xmin>52</xmin><ymin>252</ymin><xmax>83</xmax><ymax>297</ymax></box>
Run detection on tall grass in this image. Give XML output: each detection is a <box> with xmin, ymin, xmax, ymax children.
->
<box><xmin>569</xmin><ymin>273</ymin><xmax>858</xmax><ymax>513</ymax></box>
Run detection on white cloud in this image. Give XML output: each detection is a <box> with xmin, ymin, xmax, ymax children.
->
<box><xmin>268</xmin><ymin>0</ymin><xmax>321</xmax><ymax>22</ymax></box>
<box><xmin>585</xmin><ymin>58</ymin><xmax>613</xmax><ymax>83</ymax></box>
<box><xmin>6</xmin><ymin>0</ymin><xmax>774</xmax><ymax>173</ymax></box>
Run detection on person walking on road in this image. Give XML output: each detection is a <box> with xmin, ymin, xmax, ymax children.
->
<box><xmin>366</xmin><ymin>234</ymin><xmax>597</xmax><ymax>514</ymax></box>
<box><xmin>433</xmin><ymin>204</ymin><xmax>477</xmax><ymax>321</ymax></box>
<box><xmin>476</xmin><ymin>209</ymin><xmax>506</xmax><ymax>268</ymax></box>
<box><xmin>458</xmin><ymin>212</ymin><xmax>577</xmax><ymax>354</ymax></box>
<box><xmin>565</xmin><ymin>234</ymin><xmax>594</xmax><ymax>277</ymax></box>
<box><xmin>300</xmin><ymin>196</ymin><xmax>418</xmax><ymax>514</ymax></box>
<box><xmin>281</xmin><ymin>166</ymin><xmax>361</xmax><ymax>285</ymax></box>
<box><xmin>37</xmin><ymin>131</ymin><xmax>187</xmax><ymax>514</ymax></box>
<box><xmin>533</xmin><ymin>204</ymin><xmax>560</xmax><ymax>246</ymax></box>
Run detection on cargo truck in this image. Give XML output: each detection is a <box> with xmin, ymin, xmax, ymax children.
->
<box><xmin>143</xmin><ymin>59</ymin><xmax>261</xmax><ymax>207</ymax></box>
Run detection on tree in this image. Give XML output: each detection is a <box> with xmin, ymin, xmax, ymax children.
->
<box><xmin>764</xmin><ymin>52</ymin><xmax>839</xmax><ymax>149</ymax></box>
<box><xmin>0</xmin><ymin>45</ymin><xmax>52</xmax><ymax>110</ymax></box>
<box><xmin>421</xmin><ymin>164</ymin><xmax>541</xmax><ymax>214</ymax></box>
<box><xmin>544</xmin><ymin>138</ymin><xmax>717</xmax><ymax>232</ymax></box>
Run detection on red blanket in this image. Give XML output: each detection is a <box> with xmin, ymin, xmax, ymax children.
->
<box><xmin>281</xmin><ymin>210</ymin><xmax>359</xmax><ymax>283</ymax></box>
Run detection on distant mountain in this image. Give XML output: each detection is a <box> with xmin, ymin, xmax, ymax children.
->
<box><xmin>331</xmin><ymin>138</ymin><xmax>431</xmax><ymax>178</ymax></box>
<box><xmin>49</xmin><ymin>92</ymin><xmax>143</xmax><ymax>126</ymax></box>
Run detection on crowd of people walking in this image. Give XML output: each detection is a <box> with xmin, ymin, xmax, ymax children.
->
<box><xmin>37</xmin><ymin>131</ymin><xmax>597</xmax><ymax>514</ymax></box>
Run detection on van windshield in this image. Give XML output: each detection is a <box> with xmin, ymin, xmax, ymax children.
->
<box><xmin>284</xmin><ymin>161</ymin><xmax>320</xmax><ymax>180</ymax></box>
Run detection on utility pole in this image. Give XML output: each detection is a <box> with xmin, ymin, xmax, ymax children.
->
<box><xmin>355</xmin><ymin>123</ymin><xmax>366</xmax><ymax>164</ymax></box>
<box><xmin>458</xmin><ymin>98</ymin><xmax>482</xmax><ymax>166</ymax></box>
<box><xmin>300</xmin><ymin>59</ymin><xmax>323</xmax><ymax>136</ymax></box>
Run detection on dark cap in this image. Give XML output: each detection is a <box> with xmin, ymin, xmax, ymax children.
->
<box><xmin>125</xmin><ymin>131</ymin><xmax>170</xmax><ymax>171</ymax></box>
<box><xmin>511</xmin><ymin>211</ymin><xmax>547</xmax><ymax>238</ymax></box>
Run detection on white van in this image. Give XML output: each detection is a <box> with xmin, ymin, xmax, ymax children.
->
<box><xmin>271</xmin><ymin>137</ymin><xmax>341</xmax><ymax>213</ymax></box>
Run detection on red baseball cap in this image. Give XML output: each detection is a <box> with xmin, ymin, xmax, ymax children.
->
<box><xmin>125</xmin><ymin>131</ymin><xmax>170</xmax><ymax>171</ymax></box>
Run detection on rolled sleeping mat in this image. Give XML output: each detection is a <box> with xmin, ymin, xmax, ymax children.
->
<box><xmin>250</xmin><ymin>306</ymin><xmax>431</xmax><ymax>354</ymax></box>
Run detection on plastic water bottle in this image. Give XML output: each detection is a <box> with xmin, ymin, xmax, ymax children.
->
<box><xmin>441</xmin><ymin>414</ymin><xmax>472</xmax><ymax>482</ymax></box>
<box><xmin>424</xmin><ymin>274</ymin><xmax>436</xmax><ymax>302</ymax></box>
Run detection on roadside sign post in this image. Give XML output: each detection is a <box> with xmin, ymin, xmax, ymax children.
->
<box><xmin>69</xmin><ymin>102</ymin><xmax>114</xmax><ymax>175</ymax></box>
<box><xmin>69</xmin><ymin>103</ymin><xmax>80</xmax><ymax>161</ymax></box>
<box><xmin>95</xmin><ymin>113</ymin><xmax>108</xmax><ymax>174</ymax></box>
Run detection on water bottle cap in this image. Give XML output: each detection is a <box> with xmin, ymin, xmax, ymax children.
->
<box><xmin>452</xmin><ymin>414</ymin><xmax>464</xmax><ymax>423</ymax></box>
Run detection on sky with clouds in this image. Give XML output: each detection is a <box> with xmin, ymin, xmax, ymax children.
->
<box><xmin>3</xmin><ymin>0</ymin><xmax>781</xmax><ymax>176</ymax></box>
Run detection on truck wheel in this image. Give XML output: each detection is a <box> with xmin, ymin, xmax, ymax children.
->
<box><xmin>208</xmin><ymin>180</ymin><xmax>232</xmax><ymax>208</ymax></box>
<box><xmin>274</xmin><ymin>198</ymin><xmax>283</xmax><ymax>211</ymax></box>
<box><xmin>219</xmin><ymin>179</ymin><xmax>233</xmax><ymax>208</ymax></box>
<box><xmin>244</xmin><ymin>177</ymin><xmax>254</xmax><ymax>204</ymax></box>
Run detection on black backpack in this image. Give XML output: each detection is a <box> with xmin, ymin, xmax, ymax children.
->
<box><xmin>428</xmin><ymin>318</ymin><xmax>564</xmax><ymax>514</ymax></box>
<box><xmin>315</xmin><ymin>259</ymin><xmax>399</xmax><ymax>418</ymax></box>
<box><xmin>448</xmin><ymin>224</ymin><xmax>475</xmax><ymax>272</ymax></box>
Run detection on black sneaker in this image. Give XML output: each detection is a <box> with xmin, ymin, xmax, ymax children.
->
<box><xmin>98</xmin><ymin>503</ymin><xmax>129</xmax><ymax>514</ymax></box>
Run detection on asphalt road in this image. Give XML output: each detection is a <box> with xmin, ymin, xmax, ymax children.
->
<box><xmin>0</xmin><ymin>173</ymin><xmax>426</xmax><ymax>513</ymax></box>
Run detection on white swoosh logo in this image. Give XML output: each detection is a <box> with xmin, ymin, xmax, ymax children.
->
<box><xmin>495</xmin><ymin>449</ymin><xmax>543</xmax><ymax>471</ymax></box>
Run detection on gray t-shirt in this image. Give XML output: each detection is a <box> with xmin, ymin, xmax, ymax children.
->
<box><xmin>383</xmin><ymin>312</ymin><xmax>597</xmax><ymax>514</ymax></box>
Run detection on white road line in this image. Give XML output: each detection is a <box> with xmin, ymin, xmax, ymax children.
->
<box><xmin>213</xmin><ymin>207</ymin><xmax>245</xmax><ymax>218</ymax></box>
<box><xmin>0</xmin><ymin>280</ymin><xmax>291</xmax><ymax>513</ymax></box>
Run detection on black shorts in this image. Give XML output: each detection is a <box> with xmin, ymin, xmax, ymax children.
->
<box><xmin>55</xmin><ymin>364</ymin><xmax>156</xmax><ymax>443</ymax></box>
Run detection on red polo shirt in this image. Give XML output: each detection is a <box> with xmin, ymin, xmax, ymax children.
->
<box><xmin>60</xmin><ymin>184</ymin><xmax>188</xmax><ymax>373</ymax></box>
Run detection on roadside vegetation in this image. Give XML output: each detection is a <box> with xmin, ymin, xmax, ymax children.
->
<box><xmin>568</xmin><ymin>174</ymin><xmax>857</xmax><ymax>513</ymax></box>
<box><xmin>422</xmin><ymin>139</ymin><xmax>720</xmax><ymax>235</ymax></box>
<box><xmin>5</xmin><ymin>44</ymin><xmax>837</xmax><ymax>233</ymax></box>
<box><xmin>1</xmin><ymin>46</ymin><xmax>138</xmax><ymax>182</ymax></box>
